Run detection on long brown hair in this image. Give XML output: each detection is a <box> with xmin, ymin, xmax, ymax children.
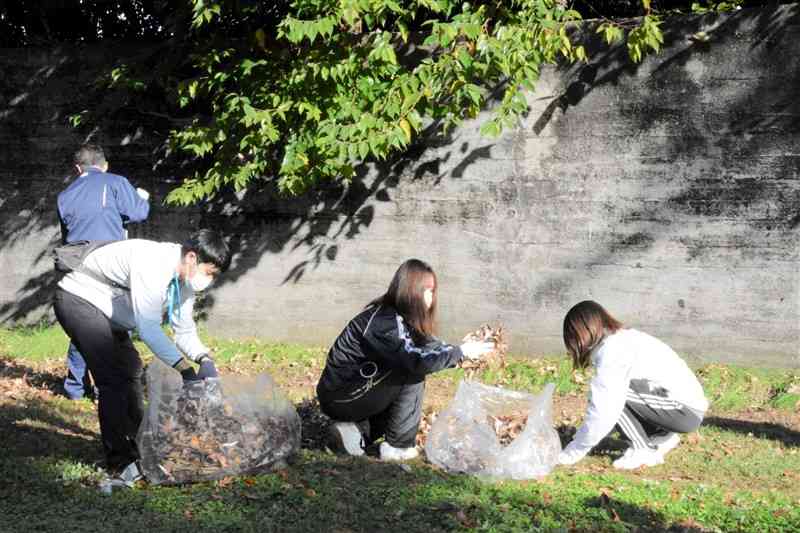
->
<box><xmin>371</xmin><ymin>259</ymin><xmax>438</xmax><ymax>342</ymax></box>
<box><xmin>563</xmin><ymin>300</ymin><xmax>623</xmax><ymax>369</ymax></box>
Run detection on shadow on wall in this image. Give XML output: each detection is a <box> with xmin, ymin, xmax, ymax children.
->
<box><xmin>523</xmin><ymin>4</ymin><xmax>800</xmax><ymax>339</ymax></box>
<box><xmin>1</xmin><ymin>5</ymin><xmax>799</xmax><ymax>347</ymax></box>
<box><xmin>0</xmin><ymin>41</ymin><xmax>489</xmax><ymax>325</ymax></box>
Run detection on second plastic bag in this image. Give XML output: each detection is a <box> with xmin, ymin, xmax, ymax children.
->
<box><xmin>425</xmin><ymin>381</ymin><xmax>561</xmax><ymax>480</ymax></box>
<box><xmin>137</xmin><ymin>359</ymin><xmax>301</xmax><ymax>485</ymax></box>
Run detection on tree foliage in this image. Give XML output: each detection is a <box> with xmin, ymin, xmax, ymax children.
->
<box><xmin>52</xmin><ymin>0</ymin><xmax>753</xmax><ymax>204</ymax></box>
<box><xmin>0</xmin><ymin>0</ymin><xmax>178</xmax><ymax>47</ymax></box>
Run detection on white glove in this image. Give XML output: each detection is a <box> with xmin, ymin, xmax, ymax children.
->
<box><xmin>558</xmin><ymin>450</ymin><xmax>583</xmax><ymax>466</ymax></box>
<box><xmin>136</xmin><ymin>187</ymin><xmax>150</xmax><ymax>200</ymax></box>
<box><xmin>460</xmin><ymin>341</ymin><xmax>494</xmax><ymax>360</ymax></box>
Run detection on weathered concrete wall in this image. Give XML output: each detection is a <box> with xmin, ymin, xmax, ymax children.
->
<box><xmin>1</xmin><ymin>5</ymin><xmax>798</xmax><ymax>367</ymax></box>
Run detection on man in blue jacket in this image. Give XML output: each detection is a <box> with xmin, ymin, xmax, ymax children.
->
<box><xmin>58</xmin><ymin>143</ymin><xmax>150</xmax><ymax>400</ymax></box>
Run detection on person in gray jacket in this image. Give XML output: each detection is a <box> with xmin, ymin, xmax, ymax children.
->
<box><xmin>52</xmin><ymin>229</ymin><xmax>231</xmax><ymax>472</ymax></box>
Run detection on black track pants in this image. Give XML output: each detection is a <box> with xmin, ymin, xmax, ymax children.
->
<box><xmin>53</xmin><ymin>288</ymin><xmax>143</xmax><ymax>469</ymax></box>
<box><xmin>616</xmin><ymin>378</ymin><xmax>705</xmax><ymax>450</ymax></box>
<box><xmin>317</xmin><ymin>365</ymin><xmax>424</xmax><ymax>448</ymax></box>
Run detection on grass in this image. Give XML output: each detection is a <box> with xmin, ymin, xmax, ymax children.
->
<box><xmin>0</xmin><ymin>320</ymin><xmax>71</xmax><ymax>361</ymax></box>
<box><xmin>1</xmin><ymin>324</ymin><xmax>799</xmax><ymax>532</ymax></box>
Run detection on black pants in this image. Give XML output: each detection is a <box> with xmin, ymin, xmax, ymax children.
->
<box><xmin>318</xmin><ymin>365</ymin><xmax>424</xmax><ymax>448</ymax></box>
<box><xmin>53</xmin><ymin>288</ymin><xmax>143</xmax><ymax>469</ymax></box>
<box><xmin>616</xmin><ymin>378</ymin><xmax>705</xmax><ymax>450</ymax></box>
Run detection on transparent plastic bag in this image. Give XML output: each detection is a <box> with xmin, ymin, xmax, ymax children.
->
<box><xmin>137</xmin><ymin>359</ymin><xmax>301</xmax><ymax>485</ymax></box>
<box><xmin>424</xmin><ymin>381</ymin><xmax>561</xmax><ymax>480</ymax></box>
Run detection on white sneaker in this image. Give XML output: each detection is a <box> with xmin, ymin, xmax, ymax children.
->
<box><xmin>379</xmin><ymin>441</ymin><xmax>419</xmax><ymax>462</ymax></box>
<box><xmin>612</xmin><ymin>447</ymin><xmax>664</xmax><ymax>470</ymax></box>
<box><xmin>651</xmin><ymin>432</ymin><xmax>681</xmax><ymax>456</ymax></box>
<box><xmin>328</xmin><ymin>422</ymin><xmax>365</xmax><ymax>456</ymax></box>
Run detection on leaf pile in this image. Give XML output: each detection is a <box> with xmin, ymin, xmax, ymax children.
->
<box><xmin>416</xmin><ymin>408</ymin><xmax>438</xmax><ymax>448</ymax></box>
<box><xmin>487</xmin><ymin>414</ymin><xmax>528</xmax><ymax>447</ymax></box>
<box><xmin>459</xmin><ymin>324</ymin><xmax>508</xmax><ymax>377</ymax></box>
<box><xmin>296</xmin><ymin>397</ymin><xmax>332</xmax><ymax>450</ymax></box>
<box><xmin>138</xmin><ymin>379</ymin><xmax>300</xmax><ymax>485</ymax></box>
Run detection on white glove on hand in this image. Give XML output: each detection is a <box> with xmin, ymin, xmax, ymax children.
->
<box><xmin>558</xmin><ymin>450</ymin><xmax>583</xmax><ymax>466</ymax></box>
<box><xmin>460</xmin><ymin>341</ymin><xmax>495</xmax><ymax>360</ymax></box>
<box><xmin>136</xmin><ymin>187</ymin><xmax>150</xmax><ymax>200</ymax></box>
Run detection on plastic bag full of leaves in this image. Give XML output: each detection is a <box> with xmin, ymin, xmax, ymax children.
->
<box><xmin>137</xmin><ymin>359</ymin><xmax>301</xmax><ymax>485</ymax></box>
<box><xmin>425</xmin><ymin>381</ymin><xmax>561</xmax><ymax>480</ymax></box>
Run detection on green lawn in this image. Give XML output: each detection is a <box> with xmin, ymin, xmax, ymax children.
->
<box><xmin>1</xmin><ymin>325</ymin><xmax>799</xmax><ymax>532</ymax></box>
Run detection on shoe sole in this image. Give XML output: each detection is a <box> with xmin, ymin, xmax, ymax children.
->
<box><xmin>655</xmin><ymin>436</ymin><xmax>681</xmax><ymax>456</ymax></box>
<box><xmin>379</xmin><ymin>443</ymin><xmax>419</xmax><ymax>462</ymax></box>
<box><xmin>329</xmin><ymin>424</ymin><xmax>365</xmax><ymax>456</ymax></box>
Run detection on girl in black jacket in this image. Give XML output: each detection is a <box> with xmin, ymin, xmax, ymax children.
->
<box><xmin>316</xmin><ymin>259</ymin><xmax>492</xmax><ymax>461</ymax></box>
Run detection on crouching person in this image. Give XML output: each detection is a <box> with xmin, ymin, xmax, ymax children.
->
<box><xmin>558</xmin><ymin>300</ymin><xmax>709</xmax><ymax>470</ymax></box>
<box><xmin>316</xmin><ymin>259</ymin><xmax>493</xmax><ymax>461</ymax></box>
<box><xmin>53</xmin><ymin>229</ymin><xmax>231</xmax><ymax>475</ymax></box>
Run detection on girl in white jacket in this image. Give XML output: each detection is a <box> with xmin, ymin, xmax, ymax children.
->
<box><xmin>558</xmin><ymin>301</ymin><xmax>708</xmax><ymax>470</ymax></box>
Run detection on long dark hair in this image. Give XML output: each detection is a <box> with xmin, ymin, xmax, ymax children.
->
<box><xmin>563</xmin><ymin>300</ymin><xmax>623</xmax><ymax>369</ymax></box>
<box><xmin>371</xmin><ymin>259</ymin><xmax>438</xmax><ymax>342</ymax></box>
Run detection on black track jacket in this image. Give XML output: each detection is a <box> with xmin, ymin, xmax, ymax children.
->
<box><xmin>317</xmin><ymin>304</ymin><xmax>464</xmax><ymax>394</ymax></box>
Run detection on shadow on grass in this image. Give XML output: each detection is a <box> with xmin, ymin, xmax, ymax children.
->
<box><xmin>1</xmin><ymin>443</ymin><xmax>731</xmax><ymax>533</ymax></box>
<box><xmin>2</xmin><ymin>361</ymin><xmax>791</xmax><ymax>531</ymax></box>
<box><xmin>581</xmin><ymin>494</ymin><xmax>715</xmax><ymax>533</ymax></box>
<box><xmin>0</xmin><ymin>356</ymin><xmax>66</xmax><ymax>395</ymax></box>
<box><xmin>703</xmin><ymin>416</ymin><xmax>800</xmax><ymax>448</ymax></box>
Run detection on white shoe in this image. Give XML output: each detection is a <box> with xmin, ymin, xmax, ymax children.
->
<box><xmin>328</xmin><ymin>422</ymin><xmax>365</xmax><ymax>456</ymax></box>
<box><xmin>379</xmin><ymin>442</ymin><xmax>419</xmax><ymax>462</ymax></box>
<box><xmin>612</xmin><ymin>447</ymin><xmax>664</xmax><ymax>470</ymax></box>
<box><xmin>651</xmin><ymin>432</ymin><xmax>681</xmax><ymax>456</ymax></box>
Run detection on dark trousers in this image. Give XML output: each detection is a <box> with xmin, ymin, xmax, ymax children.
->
<box><xmin>616</xmin><ymin>378</ymin><xmax>704</xmax><ymax>450</ymax></box>
<box><xmin>318</xmin><ymin>367</ymin><xmax>425</xmax><ymax>448</ymax></box>
<box><xmin>53</xmin><ymin>288</ymin><xmax>143</xmax><ymax>469</ymax></box>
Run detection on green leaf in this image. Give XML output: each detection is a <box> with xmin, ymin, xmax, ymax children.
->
<box><xmin>398</xmin><ymin>21</ymin><xmax>409</xmax><ymax>43</ymax></box>
<box><xmin>399</xmin><ymin>118</ymin><xmax>412</xmax><ymax>143</ymax></box>
<box><xmin>480</xmin><ymin>120</ymin><xmax>501</xmax><ymax>137</ymax></box>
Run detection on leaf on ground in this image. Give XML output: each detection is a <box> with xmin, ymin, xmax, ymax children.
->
<box><xmin>599</xmin><ymin>490</ymin><xmax>621</xmax><ymax>522</ymax></box>
<box><xmin>455</xmin><ymin>509</ymin><xmax>476</xmax><ymax>528</ymax></box>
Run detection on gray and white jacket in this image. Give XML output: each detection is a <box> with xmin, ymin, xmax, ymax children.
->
<box><xmin>57</xmin><ymin>239</ymin><xmax>210</xmax><ymax>367</ymax></box>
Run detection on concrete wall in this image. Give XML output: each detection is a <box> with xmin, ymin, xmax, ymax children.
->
<box><xmin>1</xmin><ymin>5</ymin><xmax>798</xmax><ymax>367</ymax></box>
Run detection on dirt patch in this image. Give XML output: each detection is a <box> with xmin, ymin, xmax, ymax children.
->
<box><xmin>0</xmin><ymin>357</ymin><xmax>65</xmax><ymax>400</ymax></box>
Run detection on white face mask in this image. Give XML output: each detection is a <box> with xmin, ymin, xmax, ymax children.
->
<box><xmin>184</xmin><ymin>257</ymin><xmax>214</xmax><ymax>292</ymax></box>
<box><xmin>189</xmin><ymin>271</ymin><xmax>213</xmax><ymax>292</ymax></box>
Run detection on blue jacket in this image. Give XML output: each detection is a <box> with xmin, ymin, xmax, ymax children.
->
<box><xmin>57</xmin><ymin>167</ymin><xmax>150</xmax><ymax>243</ymax></box>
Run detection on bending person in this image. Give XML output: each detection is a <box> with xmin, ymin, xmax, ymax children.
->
<box><xmin>53</xmin><ymin>229</ymin><xmax>231</xmax><ymax>474</ymax></box>
<box><xmin>558</xmin><ymin>300</ymin><xmax>708</xmax><ymax>470</ymax></box>
<box><xmin>316</xmin><ymin>259</ymin><xmax>493</xmax><ymax>461</ymax></box>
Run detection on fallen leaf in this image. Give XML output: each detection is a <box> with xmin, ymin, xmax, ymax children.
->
<box><xmin>455</xmin><ymin>509</ymin><xmax>476</xmax><ymax>528</ymax></box>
